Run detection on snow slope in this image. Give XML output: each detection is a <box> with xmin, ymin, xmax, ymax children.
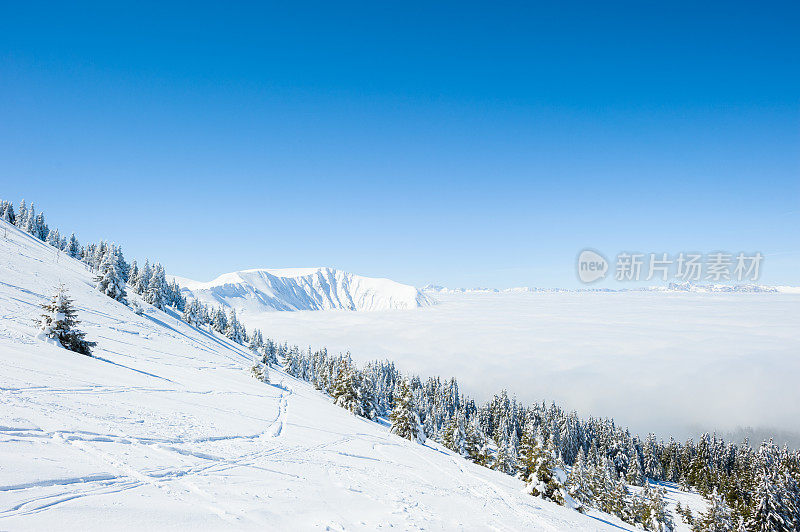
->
<box><xmin>0</xmin><ymin>220</ymin><xmax>633</xmax><ymax>530</ymax></box>
<box><xmin>174</xmin><ymin>267</ymin><xmax>435</xmax><ymax>314</ymax></box>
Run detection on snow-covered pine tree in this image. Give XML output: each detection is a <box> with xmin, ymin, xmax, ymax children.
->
<box><xmin>145</xmin><ymin>263</ymin><xmax>166</xmax><ymax>309</ymax></box>
<box><xmin>626</xmin><ymin>452</ymin><xmax>645</xmax><ymax>486</ymax></box>
<box><xmin>522</xmin><ymin>433</ymin><xmax>571</xmax><ymax>507</ymax></box>
<box><xmin>66</xmin><ymin>233</ymin><xmax>80</xmax><ymax>258</ymax></box>
<box><xmin>442</xmin><ymin>412</ymin><xmax>467</xmax><ymax>455</ymax></box>
<box><xmin>331</xmin><ymin>364</ymin><xmax>362</xmax><ymax>415</ymax></box>
<box><xmin>358</xmin><ymin>373</ymin><xmax>379</xmax><ymax>420</ymax></box>
<box><xmin>250</xmin><ymin>353</ymin><xmax>270</xmax><ymax>384</ymax></box>
<box><xmin>747</xmin><ymin>442</ymin><xmax>793</xmax><ymax>532</ymax></box>
<box><xmin>128</xmin><ymin>259</ymin><xmax>138</xmax><ymax>288</ymax></box>
<box><xmin>36</xmin><ymin>285</ymin><xmax>96</xmax><ymax>356</ymax></box>
<box><xmin>567</xmin><ymin>448</ymin><xmax>595</xmax><ymax>507</ymax></box>
<box><xmin>390</xmin><ymin>378</ymin><xmax>423</xmax><ymax>443</ymax></box>
<box><xmin>34</xmin><ymin>211</ymin><xmax>48</xmax><ymax>240</ymax></box>
<box><xmin>695</xmin><ymin>488</ymin><xmax>734</xmax><ymax>532</ymax></box>
<box><xmin>16</xmin><ymin>199</ymin><xmax>28</xmax><ymax>230</ymax></box>
<box><xmin>1</xmin><ymin>200</ymin><xmax>15</xmax><ymax>224</ymax></box>
<box><xmin>248</xmin><ymin>328</ymin><xmax>263</xmax><ymax>352</ymax></box>
<box><xmin>463</xmin><ymin>417</ymin><xmax>483</xmax><ymax>461</ymax></box>
<box><xmin>493</xmin><ymin>437</ymin><xmax>519</xmax><ymax>475</ymax></box>
<box><xmin>25</xmin><ymin>202</ymin><xmax>37</xmax><ymax>235</ymax></box>
<box><xmin>94</xmin><ymin>246</ymin><xmax>128</xmax><ymax>303</ymax></box>
<box><xmin>46</xmin><ymin>227</ymin><xmax>60</xmax><ymax>248</ymax></box>
<box><xmin>225</xmin><ymin>308</ymin><xmax>245</xmax><ymax>344</ymax></box>
<box><xmin>136</xmin><ymin>259</ymin><xmax>151</xmax><ymax>295</ymax></box>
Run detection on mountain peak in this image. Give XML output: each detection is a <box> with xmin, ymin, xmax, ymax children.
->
<box><xmin>174</xmin><ymin>267</ymin><xmax>435</xmax><ymax>313</ymax></box>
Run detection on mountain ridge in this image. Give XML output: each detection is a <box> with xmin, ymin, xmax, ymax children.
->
<box><xmin>174</xmin><ymin>266</ymin><xmax>435</xmax><ymax>313</ymax></box>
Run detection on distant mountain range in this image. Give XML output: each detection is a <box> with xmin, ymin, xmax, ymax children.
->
<box><xmin>173</xmin><ymin>267</ymin><xmax>435</xmax><ymax>314</ymax></box>
<box><xmin>423</xmin><ymin>282</ymin><xmax>798</xmax><ymax>294</ymax></box>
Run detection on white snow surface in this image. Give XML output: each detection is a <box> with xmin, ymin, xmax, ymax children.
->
<box><xmin>0</xmin><ymin>221</ymin><xmax>635</xmax><ymax>530</ymax></box>
<box><xmin>173</xmin><ymin>267</ymin><xmax>434</xmax><ymax>314</ymax></box>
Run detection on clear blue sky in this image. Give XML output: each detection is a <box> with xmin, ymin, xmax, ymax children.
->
<box><xmin>2</xmin><ymin>1</ymin><xmax>798</xmax><ymax>287</ymax></box>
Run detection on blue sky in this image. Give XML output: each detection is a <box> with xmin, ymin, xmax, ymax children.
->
<box><xmin>1</xmin><ymin>2</ymin><xmax>798</xmax><ymax>287</ymax></box>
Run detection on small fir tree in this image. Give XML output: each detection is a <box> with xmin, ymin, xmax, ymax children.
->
<box><xmin>37</xmin><ymin>285</ymin><xmax>96</xmax><ymax>356</ymax></box>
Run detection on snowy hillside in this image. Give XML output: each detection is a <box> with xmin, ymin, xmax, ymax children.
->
<box><xmin>174</xmin><ymin>267</ymin><xmax>435</xmax><ymax>314</ymax></box>
<box><xmin>0</xmin><ymin>220</ymin><xmax>643</xmax><ymax>530</ymax></box>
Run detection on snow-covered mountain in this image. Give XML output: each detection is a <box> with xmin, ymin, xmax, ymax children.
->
<box><xmin>0</xmin><ymin>219</ymin><xmax>650</xmax><ymax>530</ymax></box>
<box><xmin>174</xmin><ymin>267</ymin><xmax>435</xmax><ymax>313</ymax></box>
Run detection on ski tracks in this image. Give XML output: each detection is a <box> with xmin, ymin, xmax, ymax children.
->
<box><xmin>0</xmin><ymin>382</ymin><xmax>294</xmax><ymax>526</ymax></box>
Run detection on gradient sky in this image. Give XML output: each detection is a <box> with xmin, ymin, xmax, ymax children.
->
<box><xmin>1</xmin><ymin>1</ymin><xmax>798</xmax><ymax>287</ymax></box>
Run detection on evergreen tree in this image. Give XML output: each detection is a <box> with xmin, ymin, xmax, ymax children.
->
<box><xmin>225</xmin><ymin>308</ymin><xmax>244</xmax><ymax>344</ymax></box>
<box><xmin>463</xmin><ymin>417</ymin><xmax>482</xmax><ymax>461</ymax></box>
<box><xmin>474</xmin><ymin>438</ymin><xmax>492</xmax><ymax>467</ymax></box>
<box><xmin>390</xmin><ymin>378</ymin><xmax>423</xmax><ymax>443</ymax></box>
<box><xmin>695</xmin><ymin>489</ymin><xmax>734</xmax><ymax>532</ymax></box>
<box><xmin>493</xmin><ymin>437</ymin><xmax>518</xmax><ymax>475</ymax></box>
<box><xmin>358</xmin><ymin>374</ymin><xmax>379</xmax><ymax>420</ymax></box>
<box><xmin>25</xmin><ymin>202</ymin><xmax>37</xmax><ymax>234</ymax></box>
<box><xmin>626</xmin><ymin>452</ymin><xmax>645</xmax><ymax>486</ymax></box>
<box><xmin>67</xmin><ymin>233</ymin><xmax>80</xmax><ymax>258</ymax></box>
<box><xmin>567</xmin><ymin>448</ymin><xmax>595</xmax><ymax>507</ymax></box>
<box><xmin>34</xmin><ymin>211</ymin><xmax>48</xmax><ymax>240</ymax></box>
<box><xmin>46</xmin><ymin>227</ymin><xmax>60</xmax><ymax>248</ymax></box>
<box><xmin>16</xmin><ymin>199</ymin><xmax>27</xmax><ymax>229</ymax></box>
<box><xmin>250</xmin><ymin>354</ymin><xmax>270</xmax><ymax>384</ymax></box>
<box><xmin>136</xmin><ymin>260</ymin><xmax>152</xmax><ymax>295</ymax></box>
<box><xmin>94</xmin><ymin>246</ymin><xmax>127</xmax><ymax>303</ymax></box>
<box><xmin>748</xmin><ymin>443</ymin><xmax>793</xmax><ymax>532</ymax></box>
<box><xmin>442</xmin><ymin>413</ymin><xmax>467</xmax><ymax>455</ymax></box>
<box><xmin>1</xmin><ymin>200</ymin><xmax>15</xmax><ymax>224</ymax></box>
<box><xmin>523</xmin><ymin>435</ymin><xmax>570</xmax><ymax>507</ymax></box>
<box><xmin>36</xmin><ymin>285</ymin><xmax>96</xmax><ymax>356</ymax></box>
<box><xmin>145</xmin><ymin>263</ymin><xmax>166</xmax><ymax>309</ymax></box>
<box><xmin>128</xmin><ymin>260</ymin><xmax>139</xmax><ymax>288</ymax></box>
<box><xmin>331</xmin><ymin>364</ymin><xmax>362</xmax><ymax>415</ymax></box>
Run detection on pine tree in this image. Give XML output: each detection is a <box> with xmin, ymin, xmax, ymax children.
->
<box><xmin>748</xmin><ymin>443</ymin><xmax>793</xmax><ymax>532</ymax></box>
<box><xmin>36</xmin><ymin>285</ymin><xmax>96</xmax><ymax>356</ymax></box>
<box><xmin>136</xmin><ymin>260</ymin><xmax>151</xmax><ymax>294</ymax></box>
<box><xmin>250</xmin><ymin>353</ymin><xmax>270</xmax><ymax>384</ymax></box>
<box><xmin>358</xmin><ymin>374</ymin><xmax>379</xmax><ymax>420</ymax></box>
<box><xmin>471</xmin><ymin>438</ymin><xmax>491</xmax><ymax>467</ymax></box>
<box><xmin>442</xmin><ymin>413</ymin><xmax>467</xmax><ymax>455</ymax></box>
<box><xmin>695</xmin><ymin>489</ymin><xmax>734</xmax><ymax>532</ymax></box>
<box><xmin>67</xmin><ymin>233</ymin><xmax>80</xmax><ymax>258</ymax></box>
<box><xmin>34</xmin><ymin>211</ymin><xmax>48</xmax><ymax>240</ymax></box>
<box><xmin>626</xmin><ymin>453</ymin><xmax>645</xmax><ymax>486</ymax></box>
<box><xmin>46</xmin><ymin>228</ymin><xmax>60</xmax><ymax>248</ymax></box>
<box><xmin>493</xmin><ymin>437</ymin><xmax>518</xmax><ymax>475</ymax></box>
<box><xmin>390</xmin><ymin>378</ymin><xmax>423</xmax><ymax>443</ymax></box>
<box><xmin>94</xmin><ymin>246</ymin><xmax>127</xmax><ymax>303</ymax></box>
<box><xmin>567</xmin><ymin>448</ymin><xmax>595</xmax><ymax>507</ymax></box>
<box><xmin>16</xmin><ymin>199</ymin><xmax>27</xmax><ymax>229</ymax></box>
<box><xmin>523</xmin><ymin>435</ymin><xmax>569</xmax><ymax>506</ymax></box>
<box><xmin>1</xmin><ymin>200</ymin><xmax>15</xmax><ymax>224</ymax></box>
<box><xmin>225</xmin><ymin>308</ymin><xmax>244</xmax><ymax>344</ymax></box>
<box><xmin>463</xmin><ymin>417</ymin><xmax>482</xmax><ymax>461</ymax></box>
<box><xmin>331</xmin><ymin>364</ymin><xmax>362</xmax><ymax>415</ymax></box>
<box><xmin>145</xmin><ymin>263</ymin><xmax>166</xmax><ymax>309</ymax></box>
